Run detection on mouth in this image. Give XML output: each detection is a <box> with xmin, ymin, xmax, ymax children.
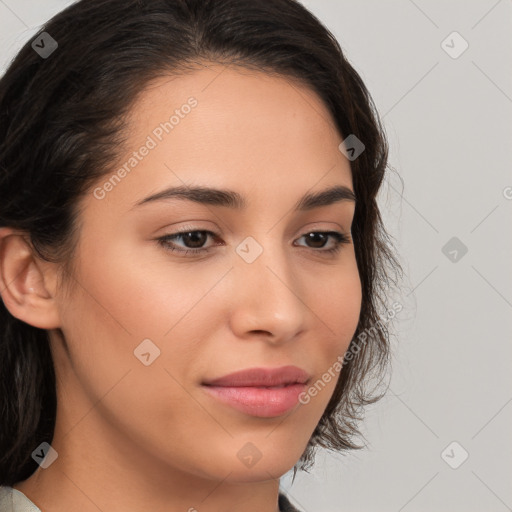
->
<box><xmin>200</xmin><ymin>365</ymin><xmax>310</xmax><ymax>418</ymax></box>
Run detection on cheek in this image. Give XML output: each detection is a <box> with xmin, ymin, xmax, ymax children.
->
<box><xmin>56</xmin><ymin>240</ymin><xmax>216</xmax><ymax>445</ymax></box>
<box><xmin>315</xmin><ymin>261</ymin><xmax>362</xmax><ymax>347</ymax></box>
<box><xmin>308</xmin><ymin>266</ymin><xmax>361</xmax><ymax>398</ymax></box>
<box><xmin>294</xmin><ymin>268</ymin><xmax>361</xmax><ymax>414</ymax></box>
<box><xmin>72</xmin><ymin>234</ymin><xmax>221</xmax><ymax>338</ymax></box>
<box><xmin>60</xmin><ymin>236</ymin><xmax>229</xmax><ymax>404</ymax></box>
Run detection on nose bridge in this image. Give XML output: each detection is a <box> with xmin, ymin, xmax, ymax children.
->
<box><xmin>230</xmin><ymin>233</ymin><xmax>306</xmax><ymax>337</ymax></box>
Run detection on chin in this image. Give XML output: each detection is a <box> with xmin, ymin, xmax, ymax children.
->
<box><xmin>220</xmin><ymin>463</ymin><xmax>295</xmax><ymax>484</ymax></box>
<box><xmin>226</xmin><ymin>448</ymin><xmax>302</xmax><ymax>483</ymax></box>
<box><xmin>188</xmin><ymin>447</ymin><xmax>302</xmax><ymax>484</ymax></box>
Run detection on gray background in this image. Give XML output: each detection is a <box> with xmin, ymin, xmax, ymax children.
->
<box><xmin>1</xmin><ymin>1</ymin><xmax>511</xmax><ymax>511</ymax></box>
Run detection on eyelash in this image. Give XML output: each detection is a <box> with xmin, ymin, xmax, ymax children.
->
<box><xmin>156</xmin><ymin>229</ymin><xmax>351</xmax><ymax>257</ymax></box>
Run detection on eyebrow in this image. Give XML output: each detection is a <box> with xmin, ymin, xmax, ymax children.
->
<box><xmin>132</xmin><ymin>184</ymin><xmax>356</xmax><ymax>211</ymax></box>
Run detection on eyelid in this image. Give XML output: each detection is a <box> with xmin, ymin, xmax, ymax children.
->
<box><xmin>170</xmin><ymin>221</ymin><xmax>349</xmax><ymax>236</ymax></box>
<box><xmin>160</xmin><ymin>222</ymin><xmax>349</xmax><ymax>241</ymax></box>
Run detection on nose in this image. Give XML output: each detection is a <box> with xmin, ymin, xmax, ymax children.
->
<box><xmin>228</xmin><ymin>240</ymin><xmax>308</xmax><ymax>344</ymax></box>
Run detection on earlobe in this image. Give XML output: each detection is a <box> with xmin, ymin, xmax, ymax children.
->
<box><xmin>0</xmin><ymin>227</ymin><xmax>61</xmax><ymax>329</ymax></box>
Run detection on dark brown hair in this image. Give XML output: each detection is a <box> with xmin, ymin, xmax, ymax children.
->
<box><xmin>0</xmin><ymin>0</ymin><xmax>402</xmax><ymax>485</ymax></box>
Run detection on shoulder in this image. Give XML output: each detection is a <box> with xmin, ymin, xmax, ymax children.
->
<box><xmin>0</xmin><ymin>486</ymin><xmax>42</xmax><ymax>512</ymax></box>
<box><xmin>278</xmin><ymin>491</ymin><xmax>304</xmax><ymax>512</ymax></box>
<box><xmin>0</xmin><ymin>486</ymin><xmax>14</xmax><ymax>512</ymax></box>
<box><xmin>1</xmin><ymin>486</ymin><xmax>302</xmax><ymax>512</ymax></box>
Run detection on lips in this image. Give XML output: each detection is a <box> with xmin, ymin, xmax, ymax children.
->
<box><xmin>202</xmin><ymin>383</ymin><xmax>307</xmax><ymax>418</ymax></box>
<box><xmin>201</xmin><ymin>366</ymin><xmax>311</xmax><ymax>417</ymax></box>
<box><xmin>202</xmin><ymin>365</ymin><xmax>310</xmax><ymax>388</ymax></box>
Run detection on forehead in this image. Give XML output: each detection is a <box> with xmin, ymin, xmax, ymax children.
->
<box><xmin>88</xmin><ymin>63</ymin><xmax>353</xmax><ymax>215</ymax></box>
<box><xmin>132</xmin><ymin>63</ymin><xmax>336</xmax><ymax>132</ymax></box>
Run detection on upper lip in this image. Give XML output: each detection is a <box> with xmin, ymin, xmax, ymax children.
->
<box><xmin>202</xmin><ymin>365</ymin><xmax>310</xmax><ymax>387</ymax></box>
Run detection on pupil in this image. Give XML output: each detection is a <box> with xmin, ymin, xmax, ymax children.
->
<box><xmin>307</xmin><ymin>233</ymin><xmax>326</xmax><ymax>248</ymax></box>
<box><xmin>184</xmin><ymin>232</ymin><xmax>206</xmax><ymax>248</ymax></box>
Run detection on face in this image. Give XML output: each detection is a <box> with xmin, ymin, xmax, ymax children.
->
<box><xmin>50</xmin><ymin>64</ymin><xmax>362</xmax><ymax>484</ymax></box>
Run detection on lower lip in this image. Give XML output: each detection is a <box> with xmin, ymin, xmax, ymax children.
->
<box><xmin>202</xmin><ymin>383</ymin><xmax>306</xmax><ymax>418</ymax></box>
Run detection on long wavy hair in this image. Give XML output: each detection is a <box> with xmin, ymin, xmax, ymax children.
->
<box><xmin>0</xmin><ymin>0</ymin><xmax>402</xmax><ymax>485</ymax></box>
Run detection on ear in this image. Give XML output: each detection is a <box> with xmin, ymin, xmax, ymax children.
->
<box><xmin>0</xmin><ymin>227</ymin><xmax>61</xmax><ymax>329</ymax></box>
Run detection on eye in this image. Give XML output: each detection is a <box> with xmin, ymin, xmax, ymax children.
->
<box><xmin>156</xmin><ymin>229</ymin><xmax>351</xmax><ymax>257</ymax></box>
<box><xmin>156</xmin><ymin>229</ymin><xmax>220</xmax><ymax>255</ymax></box>
<box><xmin>294</xmin><ymin>231</ymin><xmax>351</xmax><ymax>254</ymax></box>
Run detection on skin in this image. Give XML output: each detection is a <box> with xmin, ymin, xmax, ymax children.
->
<box><xmin>0</xmin><ymin>63</ymin><xmax>362</xmax><ymax>512</ymax></box>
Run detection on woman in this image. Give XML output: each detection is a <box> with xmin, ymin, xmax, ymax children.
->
<box><xmin>0</xmin><ymin>0</ymin><xmax>402</xmax><ymax>510</ymax></box>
